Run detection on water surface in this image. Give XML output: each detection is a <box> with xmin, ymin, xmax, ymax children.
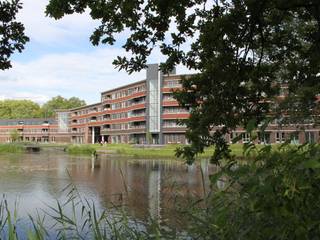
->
<box><xmin>0</xmin><ymin>151</ymin><xmax>213</xmax><ymax>231</ymax></box>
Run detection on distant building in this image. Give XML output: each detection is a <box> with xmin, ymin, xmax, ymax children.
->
<box><xmin>0</xmin><ymin>64</ymin><xmax>318</xmax><ymax>144</ymax></box>
<box><xmin>0</xmin><ymin>117</ymin><xmax>70</xmax><ymax>143</ymax></box>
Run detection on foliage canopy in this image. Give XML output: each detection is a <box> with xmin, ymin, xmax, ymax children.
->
<box><xmin>0</xmin><ymin>0</ymin><xmax>29</xmax><ymax>70</ymax></box>
<box><xmin>41</xmin><ymin>95</ymin><xmax>86</xmax><ymax>117</ymax></box>
<box><xmin>187</xmin><ymin>144</ymin><xmax>320</xmax><ymax>239</ymax></box>
<box><xmin>0</xmin><ymin>96</ymin><xmax>86</xmax><ymax>119</ymax></box>
<box><xmin>0</xmin><ymin>100</ymin><xmax>42</xmax><ymax>119</ymax></box>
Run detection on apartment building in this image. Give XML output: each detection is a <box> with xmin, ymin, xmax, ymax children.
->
<box><xmin>0</xmin><ymin>63</ymin><xmax>319</xmax><ymax>145</ymax></box>
<box><xmin>69</xmin><ymin>64</ymin><xmax>189</xmax><ymax>145</ymax></box>
<box><xmin>0</xmin><ymin>114</ymin><xmax>70</xmax><ymax>143</ymax></box>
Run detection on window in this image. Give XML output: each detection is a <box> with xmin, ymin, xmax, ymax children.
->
<box><xmin>242</xmin><ymin>133</ymin><xmax>251</xmax><ymax>143</ymax></box>
<box><xmin>258</xmin><ymin>132</ymin><xmax>270</xmax><ymax>144</ymax></box>
<box><xmin>290</xmin><ymin>132</ymin><xmax>299</xmax><ymax>145</ymax></box>
<box><xmin>164</xmin><ymin>80</ymin><xmax>181</xmax><ymax>88</ymax></box>
<box><xmin>305</xmin><ymin>132</ymin><xmax>315</xmax><ymax>144</ymax></box>
<box><xmin>163</xmin><ymin>120</ymin><xmax>185</xmax><ymax>128</ymax></box>
<box><xmin>163</xmin><ymin>94</ymin><xmax>175</xmax><ymax>101</ymax></box>
<box><xmin>230</xmin><ymin>132</ymin><xmax>239</xmax><ymax>143</ymax></box>
<box><xmin>163</xmin><ymin>106</ymin><xmax>189</xmax><ymax>114</ymax></box>
<box><xmin>276</xmin><ymin>132</ymin><xmax>286</xmax><ymax>143</ymax></box>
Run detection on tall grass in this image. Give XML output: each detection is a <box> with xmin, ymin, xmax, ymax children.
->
<box><xmin>0</xmin><ymin>143</ymin><xmax>25</xmax><ymax>154</ymax></box>
<box><xmin>65</xmin><ymin>145</ymin><xmax>96</xmax><ymax>156</ymax></box>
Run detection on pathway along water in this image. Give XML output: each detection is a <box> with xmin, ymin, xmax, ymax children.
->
<box><xmin>0</xmin><ymin>151</ymin><xmax>214</xmax><ymax>234</ymax></box>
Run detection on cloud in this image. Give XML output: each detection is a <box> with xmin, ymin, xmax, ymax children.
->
<box><xmin>0</xmin><ymin>0</ymin><xmax>196</xmax><ymax>105</ymax></box>
<box><xmin>0</xmin><ymin>47</ymin><xmax>196</xmax><ymax>104</ymax></box>
<box><xmin>0</xmin><ymin>48</ymin><xmax>150</xmax><ymax>104</ymax></box>
<box><xmin>18</xmin><ymin>0</ymin><xmax>98</xmax><ymax>46</ymax></box>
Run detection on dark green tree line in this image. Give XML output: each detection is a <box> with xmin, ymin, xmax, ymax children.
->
<box><xmin>41</xmin><ymin>95</ymin><xmax>86</xmax><ymax>117</ymax></box>
<box><xmin>0</xmin><ymin>96</ymin><xmax>86</xmax><ymax>119</ymax></box>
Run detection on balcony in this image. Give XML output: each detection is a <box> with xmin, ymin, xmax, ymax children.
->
<box><xmin>90</xmin><ymin>116</ymin><xmax>97</xmax><ymax>122</ymax></box>
<box><xmin>102</xmin><ymin>114</ymin><xmax>111</xmax><ymax>120</ymax></box>
<box><xmin>129</xmin><ymin>125</ymin><xmax>146</xmax><ymax>129</ymax></box>
<box><xmin>101</xmin><ymin>103</ymin><xmax>111</xmax><ymax>109</ymax></box>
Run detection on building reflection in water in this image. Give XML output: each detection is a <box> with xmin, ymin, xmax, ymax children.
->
<box><xmin>0</xmin><ymin>152</ymin><xmax>216</xmax><ymax>227</ymax></box>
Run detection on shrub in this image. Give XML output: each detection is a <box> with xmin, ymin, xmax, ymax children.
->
<box><xmin>0</xmin><ymin>143</ymin><xmax>24</xmax><ymax>153</ymax></box>
<box><xmin>187</xmin><ymin>144</ymin><xmax>320</xmax><ymax>239</ymax></box>
<box><xmin>65</xmin><ymin>145</ymin><xmax>96</xmax><ymax>155</ymax></box>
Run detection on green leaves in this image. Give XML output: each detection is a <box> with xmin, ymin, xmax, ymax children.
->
<box><xmin>0</xmin><ymin>0</ymin><xmax>29</xmax><ymax>70</ymax></box>
<box><xmin>186</xmin><ymin>144</ymin><xmax>320</xmax><ymax>239</ymax></box>
<box><xmin>302</xmin><ymin>159</ymin><xmax>320</xmax><ymax>169</ymax></box>
<box><xmin>0</xmin><ymin>96</ymin><xmax>86</xmax><ymax>119</ymax></box>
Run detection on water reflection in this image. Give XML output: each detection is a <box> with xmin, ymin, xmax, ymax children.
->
<box><xmin>0</xmin><ymin>152</ymin><xmax>215</xmax><ymax>226</ymax></box>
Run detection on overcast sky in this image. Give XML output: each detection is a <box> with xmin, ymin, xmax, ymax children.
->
<box><xmin>0</xmin><ymin>0</ymin><xmax>193</xmax><ymax>105</ymax></box>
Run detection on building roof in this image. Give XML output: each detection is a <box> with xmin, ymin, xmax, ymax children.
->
<box><xmin>0</xmin><ymin>118</ymin><xmax>56</xmax><ymax>126</ymax></box>
<box><xmin>100</xmin><ymin>79</ymin><xmax>147</xmax><ymax>95</ymax></box>
<box><xmin>68</xmin><ymin>102</ymin><xmax>101</xmax><ymax>111</ymax></box>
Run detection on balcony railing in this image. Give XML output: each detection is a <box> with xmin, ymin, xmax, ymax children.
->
<box><xmin>129</xmin><ymin>125</ymin><xmax>146</xmax><ymax>129</ymax></box>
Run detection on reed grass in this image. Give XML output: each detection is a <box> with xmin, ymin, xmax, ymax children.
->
<box><xmin>0</xmin><ymin>180</ymin><xmax>182</xmax><ymax>239</ymax></box>
<box><xmin>65</xmin><ymin>145</ymin><xmax>96</xmax><ymax>156</ymax></box>
<box><xmin>0</xmin><ymin>143</ymin><xmax>25</xmax><ymax>154</ymax></box>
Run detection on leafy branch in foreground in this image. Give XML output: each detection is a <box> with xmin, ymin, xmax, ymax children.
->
<box><xmin>0</xmin><ymin>0</ymin><xmax>29</xmax><ymax>70</ymax></box>
<box><xmin>186</xmin><ymin>144</ymin><xmax>320</xmax><ymax>239</ymax></box>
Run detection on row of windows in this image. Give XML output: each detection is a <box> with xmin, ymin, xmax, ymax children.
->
<box><xmin>163</xmin><ymin>93</ymin><xmax>175</xmax><ymax>101</ymax></box>
<box><xmin>102</xmin><ymin>84</ymin><xmax>147</xmax><ymax>101</ymax></box>
<box><xmin>0</xmin><ymin>129</ymin><xmax>57</xmax><ymax>133</ymax></box>
<box><xmin>103</xmin><ymin>122</ymin><xmax>146</xmax><ymax>130</ymax></box>
<box><xmin>163</xmin><ymin>80</ymin><xmax>182</xmax><ymax>88</ymax></box>
<box><xmin>230</xmin><ymin>131</ymin><xmax>317</xmax><ymax>144</ymax></box>
<box><xmin>72</xmin><ymin>106</ymin><xmax>100</xmax><ymax>116</ymax></box>
<box><xmin>111</xmin><ymin>112</ymin><xmax>128</xmax><ymax>120</ymax></box>
<box><xmin>71</xmin><ymin>110</ymin><xmax>146</xmax><ymax>124</ymax></box>
<box><xmin>163</xmin><ymin>106</ymin><xmax>189</xmax><ymax>114</ymax></box>
<box><xmin>162</xmin><ymin>120</ymin><xmax>186</xmax><ymax>128</ymax></box>
<box><xmin>128</xmin><ymin>109</ymin><xmax>146</xmax><ymax>118</ymax></box>
<box><xmin>164</xmin><ymin>134</ymin><xmax>186</xmax><ymax>144</ymax></box>
<box><xmin>110</xmin><ymin>97</ymin><xmax>146</xmax><ymax>110</ymax></box>
<box><xmin>72</xmin><ymin>128</ymin><xmax>86</xmax><ymax>133</ymax></box>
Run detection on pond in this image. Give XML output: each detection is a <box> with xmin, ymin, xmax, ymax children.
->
<box><xmin>0</xmin><ymin>150</ymin><xmax>214</xmax><ymax>237</ymax></box>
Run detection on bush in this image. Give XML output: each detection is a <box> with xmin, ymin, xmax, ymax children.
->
<box><xmin>65</xmin><ymin>145</ymin><xmax>96</xmax><ymax>155</ymax></box>
<box><xmin>0</xmin><ymin>143</ymin><xmax>24</xmax><ymax>153</ymax></box>
<box><xmin>186</xmin><ymin>144</ymin><xmax>320</xmax><ymax>239</ymax></box>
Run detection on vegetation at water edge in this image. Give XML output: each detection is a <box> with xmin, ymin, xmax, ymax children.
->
<box><xmin>0</xmin><ymin>143</ymin><xmax>25</xmax><ymax>154</ymax></box>
<box><xmin>65</xmin><ymin>144</ymin><xmax>97</xmax><ymax>155</ymax></box>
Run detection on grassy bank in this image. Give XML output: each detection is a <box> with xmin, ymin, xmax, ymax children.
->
<box><xmin>65</xmin><ymin>144</ymin><xmax>96</xmax><ymax>155</ymax></box>
<box><xmin>0</xmin><ymin>143</ymin><xmax>25</xmax><ymax>153</ymax></box>
<box><xmin>94</xmin><ymin>143</ymin><xmax>253</xmax><ymax>159</ymax></box>
<box><xmin>0</xmin><ymin>142</ymin><xmax>275</xmax><ymax>159</ymax></box>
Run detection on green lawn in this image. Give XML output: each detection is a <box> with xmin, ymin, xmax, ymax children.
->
<box><xmin>92</xmin><ymin>143</ymin><xmax>252</xmax><ymax>159</ymax></box>
<box><xmin>0</xmin><ymin>142</ymin><xmax>282</xmax><ymax>159</ymax></box>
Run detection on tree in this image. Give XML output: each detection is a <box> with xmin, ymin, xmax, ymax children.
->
<box><xmin>10</xmin><ymin>129</ymin><xmax>20</xmax><ymax>142</ymax></box>
<box><xmin>41</xmin><ymin>96</ymin><xmax>86</xmax><ymax>117</ymax></box>
<box><xmin>46</xmin><ymin>0</ymin><xmax>320</xmax><ymax>163</ymax></box>
<box><xmin>0</xmin><ymin>0</ymin><xmax>29</xmax><ymax>70</ymax></box>
<box><xmin>0</xmin><ymin>100</ymin><xmax>42</xmax><ymax>119</ymax></box>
